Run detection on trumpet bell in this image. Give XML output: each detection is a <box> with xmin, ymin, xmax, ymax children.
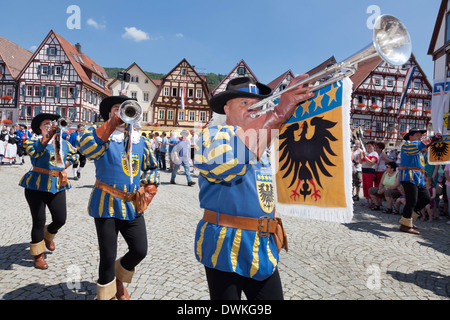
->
<box><xmin>373</xmin><ymin>14</ymin><xmax>411</xmax><ymax>66</ymax></box>
<box><xmin>119</xmin><ymin>100</ymin><xmax>143</xmax><ymax>124</ymax></box>
<box><xmin>57</xmin><ymin>117</ymin><xmax>70</xmax><ymax>128</ymax></box>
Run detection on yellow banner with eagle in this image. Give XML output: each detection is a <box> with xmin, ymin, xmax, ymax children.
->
<box><xmin>271</xmin><ymin>78</ymin><xmax>353</xmax><ymax>223</ymax></box>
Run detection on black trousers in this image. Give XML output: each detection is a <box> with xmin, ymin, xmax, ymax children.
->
<box><xmin>24</xmin><ymin>189</ymin><xmax>67</xmax><ymax>243</ymax></box>
<box><xmin>401</xmin><ymin>181</ymin><xmax>430</xmax><ymax>219</ymax></box>
<box><xmin>205</xmin><ymin>267</ymin><xmax>284</xmax><ymax>300</ymax></box>
<box><xmin>94</xmin><ymin>216</ymin><xmax>147</xmax><ymax>285</ymax></box>
<box><xmin>72</xmin><ymin>151</ymin><xmax>86</xmax><ymax>169</ymax></box>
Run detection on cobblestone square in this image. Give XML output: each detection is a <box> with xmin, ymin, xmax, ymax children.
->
<box><xmin>0</xmin><ymin>161</ymin><xmax>449</xmax><ymax>300</ymax></box>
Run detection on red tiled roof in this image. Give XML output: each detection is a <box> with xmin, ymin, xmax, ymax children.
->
<box><xmin>349</xmin><ymin>55</ymin><xmax>382</xmax><ymax>89</ymax></box>
<box><xmin>52</xmin><ymin>30</ymin><xmax>111</xmax><ymax>96</ymax></box>
<box><xmin>0</xmin><ymin>35</ymin><xmax>33</xmax><ymax>79</ymax></box>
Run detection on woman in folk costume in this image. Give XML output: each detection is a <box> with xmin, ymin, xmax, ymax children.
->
<box><xmin>19</xmin><ymin>113</ymin><xmax>79</xmax><ymax>269</ymax></box>
<box><xmin>0</xmin><ymin>125</ymin><xmax>8</xmax><ymax>162</ymax></box>
<box><xmin>4</xmin><ymin>127</ymin><xmax>18</xmax><ymax>164</ymax></box>
<box><xmin>193</xmin><ymin>76</ymin><xmax>314</xmax><ymax>300</ymax></box>
<box><xmin>78</xmin><ymin>96</ymin><xmax>159</xmax><ymax>300</ymax></box>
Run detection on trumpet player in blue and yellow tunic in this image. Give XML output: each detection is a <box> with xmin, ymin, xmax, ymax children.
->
<box><xmin>19</xmin><ymin>113</ymin><xmax>79</xmax><ymax>270</ymax></box>
<box><xmin>79</xmin><ymin>95</ymin><xmax>159</xmax><ymax>300</ymax></box>
<box><xmin>194</xmin><ymin>76</ymin><xmax>314</xmax><ymax>300</ymax></box>
<box><xmin>399</xmin><ymin>128</ymin><xmax>441</xmax><ymax>234</ymax></box>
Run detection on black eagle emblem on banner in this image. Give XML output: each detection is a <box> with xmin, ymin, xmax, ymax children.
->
<box><xmin>429</xmin><ymin>141</ymin><xmax>449</xmax><ymax>161</ymax></box>
<box><xmin>279</xmin><ymin>116</ymin><xmax>338</xmax><ymax>201</ymax></box>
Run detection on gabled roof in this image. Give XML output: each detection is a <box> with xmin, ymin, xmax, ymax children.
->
<box><xmin>0</xmin><ymin>35</ymin><xmax>33</xmax><ymax>79</ymax></box>
<box><xmin>53</xmin><ymin>31</ymin><xmax>110</xmax><ymax>96</ymax></box>
<box><xmin>349</xmin><ymin>55</ymin><xmax>383</xmax><ymax>89</ymax></box>
<box><xmin>108</xmin><ymin>62</ymin><xmax>159</xmax><ymax>88</ymax></box>
<box><xmin>17</xmin><ymin>30</ymin><xmax>110</xmax><ymax>96</ymax></box>
<box><xmin>428</xmin><ymin>0</ymin><xmax>448</xmax><ymax>55</ymax></box>
<box><xmin>267</xmin><ymin>70</ymin><xmax>294</xmax><ymax>91</ymax></box>
<box><xmin>151</xmin><ymin>58</ymin><xmax>211</xmax><ymax>105</ymax></box>
<box><xmin>305</xmin><ymin>56</ymin><xmax>337</xmax><ymax>76</ymax></box>
<box><xmin>212</xmin><ymin>59</ymin><xmax>259</xmax><ymax>95</ymax></box>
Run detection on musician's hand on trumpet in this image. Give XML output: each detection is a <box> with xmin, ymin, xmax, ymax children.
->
<box><xmin>275</xmin><ymin>74</ymin><xmax>315</xmax><ymax>122</ymax></box>
<box><xmin>422</xmin><ymin>133</ymin><xmax>443</xmax><ymax>147</ymax></box>
<box><xmin>40</xmin><ymin>120</ymin><xmax>58</xmax><ymax>146</ymax></box>
<box><xmin>237</xmin><ymin>74</ymin><xmax>314</xmax><ymax>159</ymax></box>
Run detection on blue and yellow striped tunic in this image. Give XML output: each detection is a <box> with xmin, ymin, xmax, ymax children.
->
<box><xmin>399</xmin><ymin>140</ymin><xmax>427</xmax><ymax>187</ymax></box>
<box><xmin>79</xmin><ymin>126</ymin><xmax>159</xmax><ymax>220</ymax></box>
<box><xmin>19</xmin><ymin>136</ymin><xmax>79</xmax><ymax>193</ymax></box>
<box><xmin>193</xmin><ymin>125</ymin><xmax>279</xmax><ymax>281</ymax></box>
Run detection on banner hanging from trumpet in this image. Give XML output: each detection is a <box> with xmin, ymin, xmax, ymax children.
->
<box><xmin>271</xmin><ymin>78</ymin><xmax>353</xmax><ymax>223</ymax></box>
<box><xmin>431</xmin><ymin>78</ymin><xmax>450</xmax><ymax>135</ymax></box>
<box><xmin>428</xmin><ymin>135</ymin><xmax>450</xmax><ymax>165</ymax></box>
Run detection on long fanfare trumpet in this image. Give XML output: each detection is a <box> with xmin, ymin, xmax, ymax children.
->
<box><xmin>119</xmin><ymin>100</ymin><xmax>143</xmax><ymax>124</ymax></box>
<box><xmin>248</xmin><ymin>14</ymin><xmax>412</xmax><ymax>118</ymax></box>
<box><xmin>49</xmin><ymin>117</ymin><xmax>71</xmax><ymax>130</ymax></box>
<box><xmin>118</xmin><ymin>100</ymin><xmax>143</xmax><ymax>183</ymax></box>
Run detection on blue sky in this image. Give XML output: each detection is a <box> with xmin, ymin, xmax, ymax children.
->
<box><xmin>0</xmin><ymin>0</ymin><xmax>442</xmax><ymax>84</ymax></box>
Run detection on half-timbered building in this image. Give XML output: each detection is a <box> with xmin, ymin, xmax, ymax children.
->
<box><xmin>151</xmin><ymin>58</ymin><xmax>211</xmax><ymax>128</ymax></box>
<box><xmin>17</xmin><ymin>30</ymin><xmax>110</xmax><ymax>129</ymax></box>
<box><xmin>350</xmin><ymin>54</ymin><xmax>432</xmax><ymax>148</ymax></box>
<box><xmin>0</xmin><ymin>36</ymin><xmax>32</xmax><ymax>124</ymax></box>
<box><xmin>212</xmin><ymin>59</ymin><xmax>259</xmax><ymax>95</ymax></box>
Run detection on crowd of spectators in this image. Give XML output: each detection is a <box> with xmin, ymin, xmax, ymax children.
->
<box><xmin>352</xmin><ymin>140</ymin><xmax>450</xmax><ymax>224</ymax></box>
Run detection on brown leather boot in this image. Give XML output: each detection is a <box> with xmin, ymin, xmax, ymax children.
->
<box><xmin>115</xmin><ymin>259</ymin><xmax>134</xmax><ymax>300</ymax></box>
<box><xmin>44</xmin><ymin>226</ymin><xmax>55</xmax><ymax>251</ymax></box>
<box><xmin>399</xmin><ymin>225</ymin><xmax>420</xmax><ymax>235</ymax></box>
<box><xmin>115</xmin><ymin>279</ymin><xmax>130</xmax><ymax>300</ymax></box>
<box><xmin>399</xmin><ymin>217</ymin><xmax>420</xmax><ymax>235</ymax></box>
<box><xmin>33</xmin><ymin>253</ymin><xmax>48</xmax><ymax>270</ymax></box>
<box><xmin>30</xmin><ymin>241</ymin><xmax>48</xmax><ymax>269</ymax></box>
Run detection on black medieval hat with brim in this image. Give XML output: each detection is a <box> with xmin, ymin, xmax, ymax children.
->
<box><xmin>100</xmin><ymin>95</ymin><xmax>136</xmax><ymax>121</ymax></box>
<box><xmin>209</xmin><ymin>77</ymin><xmax>272</xmax><ymax>114</ymax></box>
<box><xmin>31</xmin><ymin>113</ymin><xmax>60</xmax><ymax>135</ymax></box>
<box><xmin>403</xmin><ymin>128</ymin><xmax>427</xmax><ymax>141</ymax></box>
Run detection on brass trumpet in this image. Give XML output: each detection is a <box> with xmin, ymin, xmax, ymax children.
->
<box><xmin>248</xmin><ymin>14</ymin><xmax>412</xmax><ymax>118</ymax></box>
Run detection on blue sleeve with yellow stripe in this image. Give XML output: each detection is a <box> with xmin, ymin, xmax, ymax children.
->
<box><xmin>19</xmin><ymin>136</ymin><xmax>79</xmax><ymax>193</ymax></box>
<box><xmin>194</xmin><ymin>125</ymin><xmax>257</xmax><ymax>183</ymax></box>
<box><xmin>78</xmin><ymin>125</ymin><xmax>109</xmax><ymax>161</ymax></box>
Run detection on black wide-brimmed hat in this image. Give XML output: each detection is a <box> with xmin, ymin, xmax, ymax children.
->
<box><xmin>31</xmin><ymin>113</ymin><xmax>60</xmax><ymax>135</ymax></box>
<box><xmin>403</xmin><ymin>128</ymin><xmax>427</xmax><ymax>141</ymax></box>
<box><xmin>100</xmin><ymin>95</ymin><xmax>136</xmax><ymax>121</ymax></box>
<box><xmin>209</xmin><ymin>77</ymin><xmax>272</xmax><ymax>114</ymax></box>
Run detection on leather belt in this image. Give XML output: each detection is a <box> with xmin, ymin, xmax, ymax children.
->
<box><xmin>202</xmin><ymin>209</ymin><xmax>278</xmax><ymax>238</ymax></box>
<box><xmin>399</xmin><ymin>166</ymin><xmax>426</xmax><ymax>174</ymax></box>
<box><xmin>94</xmin><ymin>179</ymin><xmax>136</xmax><ymax>202</ymax></box>
<box><xmin>32</xmin><ymin>167</ymin><xmax>63</xmax><ymax>177</ymax></box>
